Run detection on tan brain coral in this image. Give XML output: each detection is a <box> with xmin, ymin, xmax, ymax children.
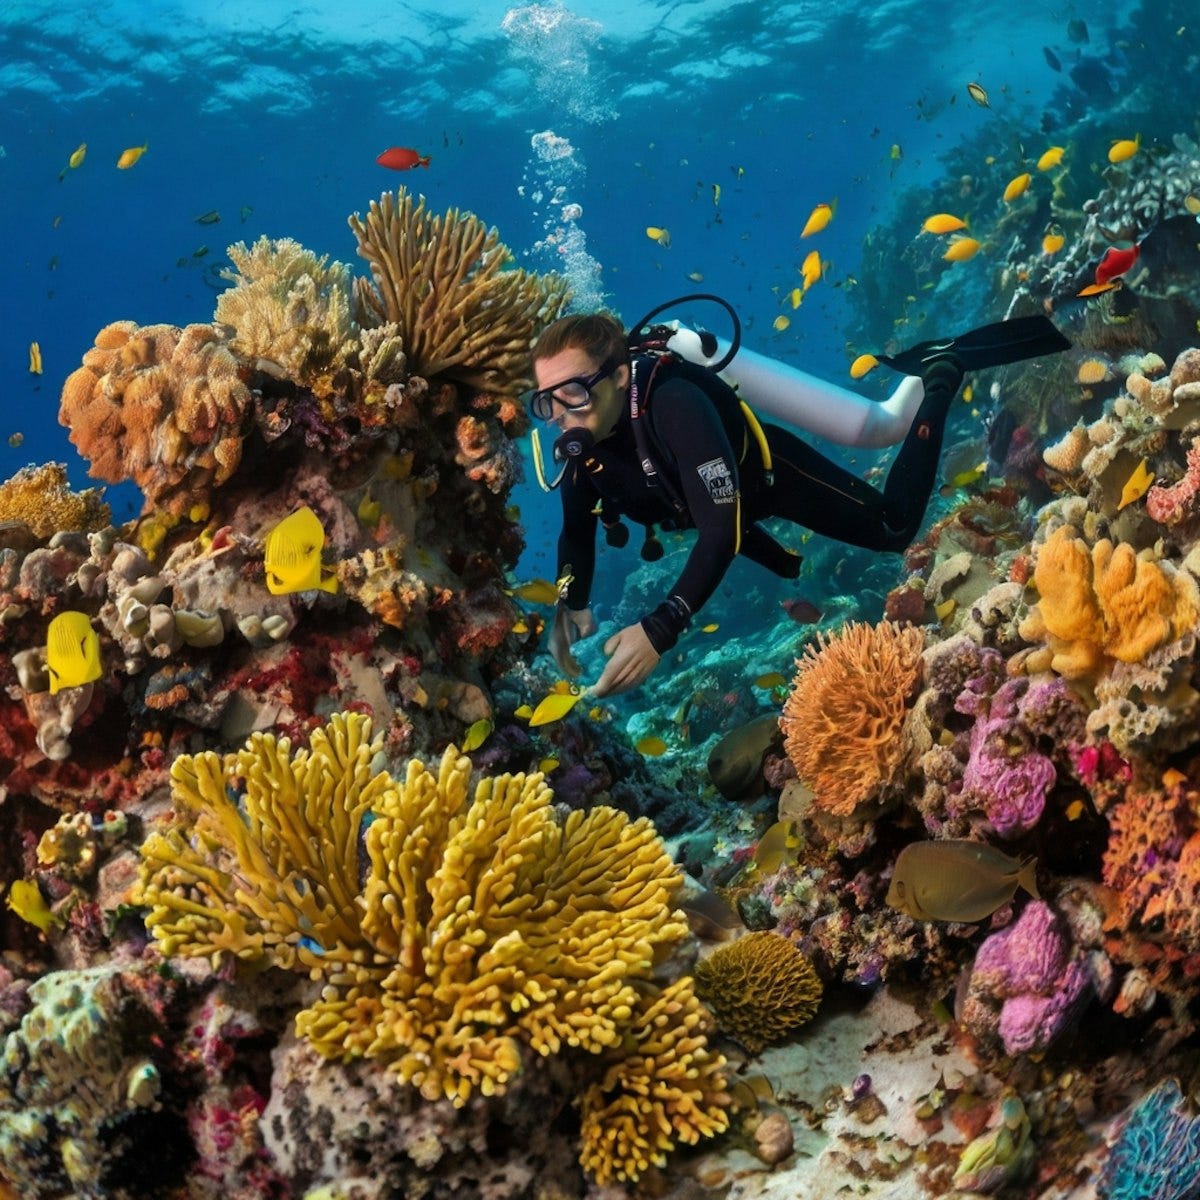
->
<box><xmin>781</xmin><ymin>620</ymin><xmax>925</xmax><ymax>817</ymax></box>
<box><xmin>59</xmin><ymin>320</ymin><xmax>251</xmax><ymax>518</ymax></box>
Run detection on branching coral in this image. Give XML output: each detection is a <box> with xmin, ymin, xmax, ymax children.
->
<box><xmin>59</xmin><ymin>321</ymin><xmax>251</xmax><ymax>518</ymax></box>
<box><xmin>693</xmin><ymin>931</ymin><xmax>823</xmax><ymax>1053</ymax></box>
<box><xmin>133</xmin><ymin>711</ymin><xmax>727</xmax><ymax>1181</ymax></box>
<box><xmin>349</xmin><ymin>189</ymin><xmax>570</xmax><ymax>396</ymax></box>
<box><xmin>781</xmin><ymin>621</ymin><xmax>925</xmax><ymax>818</ymax></box>
<box><xmin>214</xmin><ymin>235</ymin><xmax>359</xmax><ymax>389</ymax></box>
<box><xmin>0</xmin><ymin>463</ymin><xmax>110</xmax><ymax>539</ymax></box>
<box><xmin>1018</xmin><ymin>526</ymin><xmax>1200</xmax><ymax>681</ymax></box>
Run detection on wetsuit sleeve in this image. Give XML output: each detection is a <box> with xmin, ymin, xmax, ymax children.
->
<box><xmin>639</xmin><ymin>378</ymin><xmax>741</xmax><ymax>654</ymax></box>
<box><xmin>557</xmin><ymin>467</ymin><xmax>599</xmax><ymax>609</ymax></box>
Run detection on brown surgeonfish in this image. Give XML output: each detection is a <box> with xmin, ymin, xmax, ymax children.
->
<box><xmin>886</xmin><ymin>839</ymin><xmax>1040</xmax><ymax>923</ymax></box>
<box><xmin>707</xmin><ymin>713</ymin><xmax>781</xmax><ymax>800</ymax></box>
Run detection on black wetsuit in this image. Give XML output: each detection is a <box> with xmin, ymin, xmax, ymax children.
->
<box><xmin>556</xmin><ymin>356</ymin><xmax>960</xmax><ymax>653</ymax></box>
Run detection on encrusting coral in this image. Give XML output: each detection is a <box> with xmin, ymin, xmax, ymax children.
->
<box><xmin>781</xmin><ymin>620</ymin><xmax>925</xmax><ymax>818</ymax></box>
<box><xmin>1018</xmin><ymin>526</ymin><xmax>1200</xmax><ymax>681</ymax></box>
<box><xmin>59</xmin><ymin>321</ymin><xmax>251</xmax><ymax>519</ymax></box>
<box><xmin>132</xmin><ymin>710</ymin><xmax>728</xmax><ymax>1182</ymax></box>
<box><xmin>0</xmin><ymin>463</ymin><xmax>110</xmax><ymax>539</ymax></box>
<box><xmin>693</xmin><ymin>931</ymin><xmax>823</xmax><ymax>1054</ymax></box>
<box><xmin>349</xmin><ymin>188</ymin><xmax>571</xmax><ymax>396</ymax></box>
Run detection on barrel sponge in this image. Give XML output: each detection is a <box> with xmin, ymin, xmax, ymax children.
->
<box><xmin>693</xmin><ymin>931</ymin><xmax>823</xmax><ymax>1053</ymax></box>
<box><xmin>781</xmin><ymin>620</ymin><xmax>925</xmax><ymax>817</ymax></box>
<box><xmin>58</xmin><ymin>321</ymin><xmax>250</xmax><ymax>518</ymax></box>
<box><xmin>1018</xmin><ymin>526</ymin><xmax>1199</xmax><ymax>680</ymax></box>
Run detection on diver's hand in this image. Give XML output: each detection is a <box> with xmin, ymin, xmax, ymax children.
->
<box><xmin>592</xmin><ymin>623</ymin><xmax>661</xmax><ymax>698</ymax></box>
<box><xmin>549</xmin><ymin>605</ymin><xmax>596</xmax><ymax>678</ymax></box>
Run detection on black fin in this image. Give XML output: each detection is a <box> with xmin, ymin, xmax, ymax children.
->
<box><xmin>878</xmin><ymin>314</ymin><xmax>1070</xmax><ymax>376</ymax></box>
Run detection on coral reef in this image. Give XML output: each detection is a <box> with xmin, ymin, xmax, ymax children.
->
<box><xmin>692</xmin><ymin>930</ymin><xmax>823</xmax><ymax>1053</ymax></box>
<box><xmin>349</xmin><ymin>188</ymin><xmax>570</xmax><ymax>395</ymax></box>
<box><xmin>780</xmin><ymin>620</ymin><xmax>924</xmax><ymax>820</ymax></box>
<box><xmin>133</xmin><ymin>711</ymin><xmax>728</xmax><ymax>1181</ymax></box>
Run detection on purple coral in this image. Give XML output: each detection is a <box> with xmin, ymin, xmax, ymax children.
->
<box><xmin>964</xmin><ymin>901</ymin><xmax>1095</xmax><ymax>1056</ymax></box>
<box><xmin>955</xmin><ymin>676</ymin><xmax>1058</xmax><ymax>839</ymax></box>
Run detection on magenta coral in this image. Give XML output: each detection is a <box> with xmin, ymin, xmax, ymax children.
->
<box><xmin>1146</xmin><ymin>436</ymin><xmax>1200</xmax><ymax>525</ymax></box>
<box><xmin>966</xmin><ymin>901</ymin><xmax>1095</xmax><ymax>1055</ymax></box>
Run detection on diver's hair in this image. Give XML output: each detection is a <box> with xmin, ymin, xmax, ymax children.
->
<box><xmin>532</xmin><ymin>312</ymin><xmax>628</xmax><ymax>370</ymax></box>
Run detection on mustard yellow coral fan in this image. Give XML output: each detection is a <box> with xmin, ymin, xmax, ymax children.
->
<box><xmin>781</xmin><ymin>621</ymin><xmax>925</xmax><ymax>817</ymax></box>
<box><xmin>0</xmin><ymin>462</ymin><xmax>110</xmax><ymax>538</ymax></box>
<box><xmin>133</xmin><ymin>712</ymin><xmax>727</xmax><ymax>1179</ymax></box>
<box><xmin>693</xmin><ymin>931</ymin><xmax>823</xmax><ymax>1053</ymax></box>
<box><xmin>349</xmin><ymin>188</ymin><xmax>570</xmax><ymax>396</ymax></box>
<box><xmin>1018</xmin><ymin>526</ymin><xmax>1200</xmax><ymax>680</ymax></box>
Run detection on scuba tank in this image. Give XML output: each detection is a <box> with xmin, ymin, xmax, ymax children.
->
<box><xmin>628</xmin><ymin>294</ymin><xmax>925</xmax><ymax>450</ymax></box>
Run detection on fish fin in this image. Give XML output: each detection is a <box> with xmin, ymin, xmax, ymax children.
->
<box><xmin>1017</xmin><ymin>855</ymin><xmax>1041</xmax><ymax>900</ymax></box>
<box><xmin>878</xmin><ymin>314</ymin><xmax>1070</xmax><ymax>376</ymax></box>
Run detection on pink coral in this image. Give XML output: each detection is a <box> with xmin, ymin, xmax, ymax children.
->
<box><xmin>1146</xmin><ymin>436</ymin><xmax>1200</xmax><ymax>525</ymax></box>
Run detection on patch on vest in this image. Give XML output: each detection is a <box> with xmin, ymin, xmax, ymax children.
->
<box><xmin>696</xmin><ymin>457</ymin><xmax>736</xmax><ymax>503</ymax></box>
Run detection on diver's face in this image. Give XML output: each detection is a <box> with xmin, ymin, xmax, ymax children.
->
<box><xmin>532</xmin><ymin>346</ymin><xmax>629</xmax><ymax>442</ymax></box>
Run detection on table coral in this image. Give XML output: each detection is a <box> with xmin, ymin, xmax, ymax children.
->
<box><xmin>781</xmin><ymin>620</ymin><xmax>924</xmax><ymax>819</ymax></box>
<box><xmin>1018</xmin><ymin>526</ymin><xmax>1199</xmax><ymax>681</ymax></box>
<box><xmin>133</xmin><ymin>710</ymin><xmax>728</xmax><ymax>1182</ymax></box>
<box><xmin>349</xmin><ymin>188</ymin><xmax>570</xmax><ymax>396</ymax></box>
<box><xmin>693</xmin><ymin>930</ymin><xmax>823</xmax><ymax>1053</ymax></box>
<box><xmin>59</xmin><ymin>320</ymin><xmax>252</xmax><ymax>519</ymax></box>
<box><xmin>0</xmin><ymin>464</ymin><xmax>110</xmax><ymax>540</ymax></box>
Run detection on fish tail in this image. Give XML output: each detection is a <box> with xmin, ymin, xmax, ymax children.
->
<box><xmin>1017</xmin><ymin>856</ymin><xmax>1041</xmax><ymax>900</ymax></box>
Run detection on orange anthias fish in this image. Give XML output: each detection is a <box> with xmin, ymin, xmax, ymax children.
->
<box><xmin>376</xmin><ymin>146</ymin><xmax>431</xmax><ymax>170</ymax></box>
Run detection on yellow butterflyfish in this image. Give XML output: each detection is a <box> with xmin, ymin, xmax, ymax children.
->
<box><xmin>263</xmin><ymin>506</ymin><xmax>339</xmax><ymax>595</ymax></box>
<box><xmin>635</xmin><ymin>735</ymin><xmax>668</xmax><ymax>757</ymax></box>
<box><xmin>461</xmin><ymin>717</ymin><xmax>493</xmax><ymax>752</ymax></box>
<box><xmin>356</xmin><ymin>491</ymin><xmax>382</xmax><ymax>527</ymax></box>
<box><xmin>116</xmin><ymin>143</ymin><xmax>149</xmax><ymax>169</ymax></box>
<box><xmin>5</xmin><ymin>879</ymin><xmax>61</xmax><ymax>933</ymax></box>
<box><xmin>514</xmin><ymin>704</ymin><xmax>535</xmax><ymax>720</ymax></box>
<box><xmin>701</xmin><ymin>622</ymin><xmax>720</xmax><ymax>633</ymax></box>
<box><xmin>1036</xmin><ymin>146</ymin><xmax>1065</xmax><ymax>171</ymax></box>
<box><xmin>800</xmin><ymin>200</ymin><xmax>835</xmax><ymax>238</ymax></box>
<box><xmin>1108</xmin><ymin>135</ymin><xmax>1139</xmax><ymax>164</ymax></box>
<box><xmin>962</xmin><ymin>384</ymin><xmax>974</xmax><ymax>403</ymax></box>
<box><xmin>511</xmin><ymin>620</ymin><xmax>530</xmax><ymax>634</ymax></box>
<box><xmin>712</xmin><ymin>183</ymin><xmax>721</xmax><ymax>206</ymax></box>
<box><xmin>1185</xmin><ymin>195</ymin><xmax>1200</xmax><ymax>215</ymax></box>
<box><xmin>788</xmin><ymin>286</ymin><xmax>803</xmax><ymax>309</ymax></box>
<box><xmin>922</xmin><ymin>213</ymin><xmax>967</xmax><ymax>234</ymax></box>
<box><xmin>800</xmin><ymin>249</ymin><xmax>822</xmax><ymax>290</ymax></box>
<box><xmin>68</xmin><ymin>142</ymin><xmax>87</xmax><ymax>169</ymax></box>
<box><xmin>752</xmin><ymin>820</ymin><xmax>803</xmax><ymax>874</ymax></box>
<box><xmin>753</xmin><ymin>671</ymin><xmax>788</xmax><ymax>690</ymax></box>
<box><xmin>890</xmin><ymin>143</ymin><xmax>903</xmax><ymax>160</ymax></box>
<box><xmin>943</xmin><ymin>236</ymin><xmax>982</xmax><ymax>262</ymax></box>
<box><xmin>28</xmin><ymin>342</ymin><xmax>43</xmax><ymax>374</ymax></box>
<box><xmin>850</xmin><ymin>353</ymin><xmax>879</xmax><ymax>379</ymax></box>
<box><xmin>46</xmin><ymin>610</ymin><xmax>102</xmax><ymax>694</ymax></box>
<box><xmin>773</xmin><ymin>314</ymin><xmax>791</xmax><ymax>332</ymax></box>
<box><xmin>1002</xmin><ymin>172</ymin><xmax>1032</xmax><ymax>202</ymax></box>
<box><xmin>1118</xmin><ymin>459</ymin><xmax>1155</xmax><ymax>509</ymax></box>
<box><xmin>528</xmin><ymin>689</ymin><xmax>584</xmax><ymax>727</ymax></box>
<box><xmin>935</xmin><ymin>598</ymin><xmax>957</xmax><ymax>621</ymax></box>
<box><xmin>539</xmin><ymin>757</ymin><xmax>560</xmax><ymax>773</ymax></box>
<box><xmin>645</xmin><ymin>225</ymin><xmax>671</xmax><ymax>247</ymax></box>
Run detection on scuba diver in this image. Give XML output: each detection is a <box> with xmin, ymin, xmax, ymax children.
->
<box><xmin>528</xmin><ymin>297</ymin><xmax>1069</xmax><ymax>697</ymax></box>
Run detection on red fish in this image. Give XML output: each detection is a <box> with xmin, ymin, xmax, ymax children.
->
<box><xmin>781</xmin><ymin>597</ymin><xmax>823</xmax><ymax>624</ymax></box>
<box><xmin>1095</xmin><ymin>242</ymin><xmax>1139</xmax><ymax>284</ymax></box>
<box><xmin>376</xmin><ymin>146</ymin><xmax>431</xmax><ymax>170</ymax></box>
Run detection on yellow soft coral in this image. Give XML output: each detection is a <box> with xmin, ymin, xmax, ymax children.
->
<box><xmin>59</xmin><ymin>321</ymin><xmax>251</xmax><ymax>518</ymax></box>
<box><xmin>693</xmin><ymin>931</ymin><xmax>823</xmax><ymax>1053</ymax></box>
<box><xmin>214</xmin><ymin>235</ymin><xmax>359</xmax><ymax>387</ymax></box>
<box><xmin>1018</xmin><ymin>526</ymin><xmax>1199</xmax><ymax>680</ymax></box>
<box><xmin>0</xmin><ymin>463</ymin><xmax>110</xmax><ymax>538</ymax></box>
<box><xmin>133</xmin><ymin>712</ymin><xmax>726</xmax><ymax>1180</ymax></box>
<box><xmin>781</xmin><ymin>620</ymin><xmax>925</xmax><ymax>817</ymax></box>
<box><xmin>349</xmin><ymin>188</ymin><xmax>570</xmax><ymax>396</ymax></box>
